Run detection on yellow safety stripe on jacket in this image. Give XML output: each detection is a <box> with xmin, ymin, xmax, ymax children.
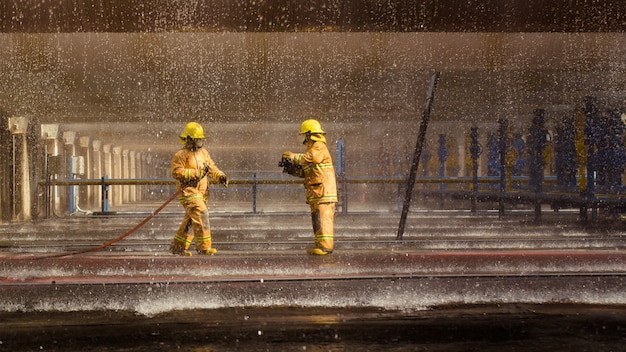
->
<box><xmin>178</xmin><ymin>193</ymin><xmax>206</xmax><ymax>202</ymax></box>
<box><xmin>307</xmin><ymin>194</ymin><xmax>338</xmax><ymax>203</ymax></box>
<box><xmin>184</xmin><ymin>168</ymin><xmax>195</xmax><ymax>179</ymax></box>
<box><xmin>185</xmin><ymin>168</ymin><xmax>210</xmax><ymax>180</ymax></box>
<box><xmin>302</xmin><ymin>162</ymin><xmax>334</xmax><ymax>172</ymax></box>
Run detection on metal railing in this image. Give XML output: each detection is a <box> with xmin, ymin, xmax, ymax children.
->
<box><xmin>37</xmin><ymin>174</ymin><xmax>626</xmax><ymax>220</ymax></box>
<box><xmin>39</xmin><ymin>175</ymin><xmax>495</xmax><ymax>215</ymax></box>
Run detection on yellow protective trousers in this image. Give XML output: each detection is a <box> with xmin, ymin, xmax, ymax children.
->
<box><xmin>171</xmin><ymin>194</ymin><xmax>212</xmax><ymax>252</ymax></box>
<box><xmin>310</xmin><ymin>202</ymin><xmax>335</xmax><ymax>252</ymax></box>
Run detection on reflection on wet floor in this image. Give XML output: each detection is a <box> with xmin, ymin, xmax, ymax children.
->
<box><xmin>2</xmin><ymin>304</ymin><xmax>626</xmax><ymax>351</ymax></box>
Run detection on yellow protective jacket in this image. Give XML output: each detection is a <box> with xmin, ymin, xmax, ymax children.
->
<box><xmin>292</xmin><ymin>140</ymin><xmax>338</xmax><ymax>205</ymax></box>
<box><xmin>171</xmin><ymin>147</ymin><xmax>225</xmax><ymax>199</ymax></box>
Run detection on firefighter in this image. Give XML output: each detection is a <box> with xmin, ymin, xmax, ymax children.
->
<box><xmin>170</xmin><ymin>121</ymin><xmax>228</xmax><ymax>256</ymax></box>
<box><xmin>282</xmin><ymin>119</ymin><xmax>337</xmax><ymax>255</ymax></box>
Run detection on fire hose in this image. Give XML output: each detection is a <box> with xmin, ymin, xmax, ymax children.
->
<box><xmin>32</xmin><ymin>190</ymin><xmax>181</xmax><ymax>260</ymax></box>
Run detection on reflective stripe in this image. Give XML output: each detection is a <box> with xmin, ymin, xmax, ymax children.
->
<box><xmin>315</xmin><ymin>233</ymin><xmax>334</xmax><ymax>240</ymax></box>
<box><xmin>303</xmin><ymin>162</ymin><xmax>333</xmax><ymax>172</ymax></box>
<box><xmin>174</xmin><ymin>234</ymin><xmax>192</xmax><ymax>244</ymax></box>
<box><xmin>195</xmin><ymin>235</ymin><xmax>212</xmax><ymax>242</ymax></box>
<box><xmin>307</xmin><ymin>194</ymin><xmax>338</xmax><ymax>203</ymax></box>
<box><xmin>179</xmin><ymin>194</ymin><xmax>205</xmax><ymax>202</ymax></box>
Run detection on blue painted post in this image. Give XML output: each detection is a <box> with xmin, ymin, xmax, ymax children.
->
<box><xmin>437</xmin><ymin>134</ymin><xmax>448</xmax><ymax>193</ymax></box>
<box><xmin>101</xmin><ymin>176</ymin><xmax>109</xmax><ymax>213</ymax></box>
<box><xmin>605</xmin><ymin>110</ymin><xmax>626</xmax><ymax>192</ymax></box>
<box><xmin>69</xmin><ymin>157</ymin><xmax>74</xmax><ymax>214</ymax></box>
<box><xmin>528</xmin><ymin>109</ymin><xmax>547</xmax><ymax>221</ymax></box>
<box><xmin>337</xmin><ymin>137</ymin><xmax>347</xmax><ymax>213</ymax></box>
<box><xmin>512</xmin><ymin>133</ymin><xmax>525</xmax><ymax>177</ymax></box>
<box><xmin>469</xmin><ymin>127</ymin><xmax>482</xmax><ymax>213</ymax></box>
<box><xmin>487</xmin><ymin>133</ymin><xmax>499</xmax><ymax>177</ymax></box>
<box><xmin>583</xmin><ymin>97</ymin><xmax>597</xmax><ymax>220</ymax></box>
<box><xmin>555</xmin><ymin>116</ymin><xmax>577</xmax><ymax>189</ymax></box>
<box><xmin>336</xmin><ymin>138</ymin><xmax>344</xmax><ymax>175</ymax></box>
<box><xmin>252</xmin><ymin>172</ymin><xmax>257</xmax><ymax>214</ymax></box>
<box><xmin>498</xmin><ymin>118</ymin><xmax>508</xmax><ymax>218</ymax></box>
<box><xmin>45</xmin><ymin>153</ymin><xmax>51</xmax><ymax>219</ymax></box>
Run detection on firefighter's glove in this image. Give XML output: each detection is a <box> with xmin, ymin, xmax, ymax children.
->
<box><xmin>282</xmin><ymin>151</ymin><xmax>293</xmax><ymax>161</ymax></box>
<box><xmin>202</xmin><ymin>164</ymin><xmax>211</xmax><ymax>178</ymax></box>
<box><xmin>218</xmin><ymin>174</ymin><xmax>229</xmax><ymax>188</ymax></box>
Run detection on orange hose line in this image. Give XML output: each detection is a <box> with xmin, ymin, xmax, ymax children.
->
<box><xmin>30</xmin><ymin>190</ymin><xmax>181</xmax><ymax>260</ymax></box>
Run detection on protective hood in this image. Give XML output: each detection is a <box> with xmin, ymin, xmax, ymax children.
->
<box><xmin>310</xmin><ymin>133</ymin><xmax>326</xmax><ymax>143</ymax></box>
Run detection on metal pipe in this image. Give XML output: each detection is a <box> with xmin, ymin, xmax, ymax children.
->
<box><xmin>35</xmin><ymin>176</ymin><xmax>626</xmax><ymax>215</ymax></box>
<box><xmin>37</xmin><ymin>175</ymin><xmax>562</xmax><ymax>187</ymax></box>
<box><xmin>398</xmin><ymin>71</ymin><xmax>440</xmax><ymax>240</ymax></box>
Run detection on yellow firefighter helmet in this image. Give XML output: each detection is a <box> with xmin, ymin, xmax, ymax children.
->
<box><xmin>180</xmin><ymin>122</ymin><xmax>205</xmax><ymax>139</ymax></box>
<box><xmin>300</xmin><ymin>119</ymin><xmax>325</xmax><ymax>135</ymax></box>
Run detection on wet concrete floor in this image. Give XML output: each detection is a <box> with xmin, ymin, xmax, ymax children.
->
<box><xmin>2</xmin><ymin>304</ymin><xmax>626</xmax><ymax>351</ymax></box>
<box><xmin>0</xmin><ymin>209</ymin><xmax>625</xmax><ymax>351</ymax></box>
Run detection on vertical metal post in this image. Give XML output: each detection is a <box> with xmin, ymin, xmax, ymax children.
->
<box><xmin>529</xmin><ymin>109</ymin><xmax>546</xmax><ymax>222</ymax></box>
<box><xmin>397</xmin><ymin>170</ymin><xmax>403</xmax><ymax>211</ymax></box>
<box><xmin>252</xmin><ymin>172</ymin><xmax>257</xmax><ymax>214</ymax></box>
<box><xmin>437</xmin><ymin>134</ymin><xmax>448</xmax><ymax>193</ymax></box>
<box><xmin>437</xmin><ymin>134</ymin><xmax>448</xmax><ymax>209</ymax></box>
<box><xmin>583</xmin><ymin>97</ymin><xmax>597</xmax><ymax>220</ymax></box>
<box><xmin>68</xmin><ymin>157</ymin><xmax>74</xmax><ymax>214</ymax></box>
<box><xmin>554</xmin><ymin>116</ymin><xmax>577</xmax><ymax>189</ymax></box>
<box><xmin>45</xmin><ymin>153</ymin><xmax>51</xmax><ymax>219</ymax></box>
<box><xmin>11</xmin><ymin>134</ymin><xmax>16</xmax><ymax>220</ymax></box>
<box><xmin>498</xmin><ymin>118</ymin><xmax>508</xmax><ymax>218</ymax></box>
<box><xmin>336</xmin><ymin>138</ymin><xmax>343</xmax><ymax>175</ymax></box>
<box><xmin>397</xmin><ymin>71</ymin><xmax>440</xmax><ymax>240</ymax></box>
<box><xmin>337</xmin><ymin>137</ymin><xmax>347</xmax><ymax>213</ymax></box>
<box><xmin>469</xmin><ymin>127</ymin><xmax>481</xmax><ymax>213</ymax></box>
<box><xmin>101</xmin><ymin>176</ymin><xmax>105</xmax><ymax>213</ymax></box>
<box><xmin>101</xmin><ymin>176</ymin><xmax>109</xmax><ymax>213</ymax></box>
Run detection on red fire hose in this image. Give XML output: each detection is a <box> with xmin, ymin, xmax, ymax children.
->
<box><xmin>32</xmin><ymin>190</ymin><xmax>181</xmax><ymax>260</ymax></box>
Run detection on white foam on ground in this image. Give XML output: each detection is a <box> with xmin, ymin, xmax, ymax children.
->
<box><xmin>1</xmin><ymin>277</ymin><xmax>623</xmax><ymax>317</ymax></box>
